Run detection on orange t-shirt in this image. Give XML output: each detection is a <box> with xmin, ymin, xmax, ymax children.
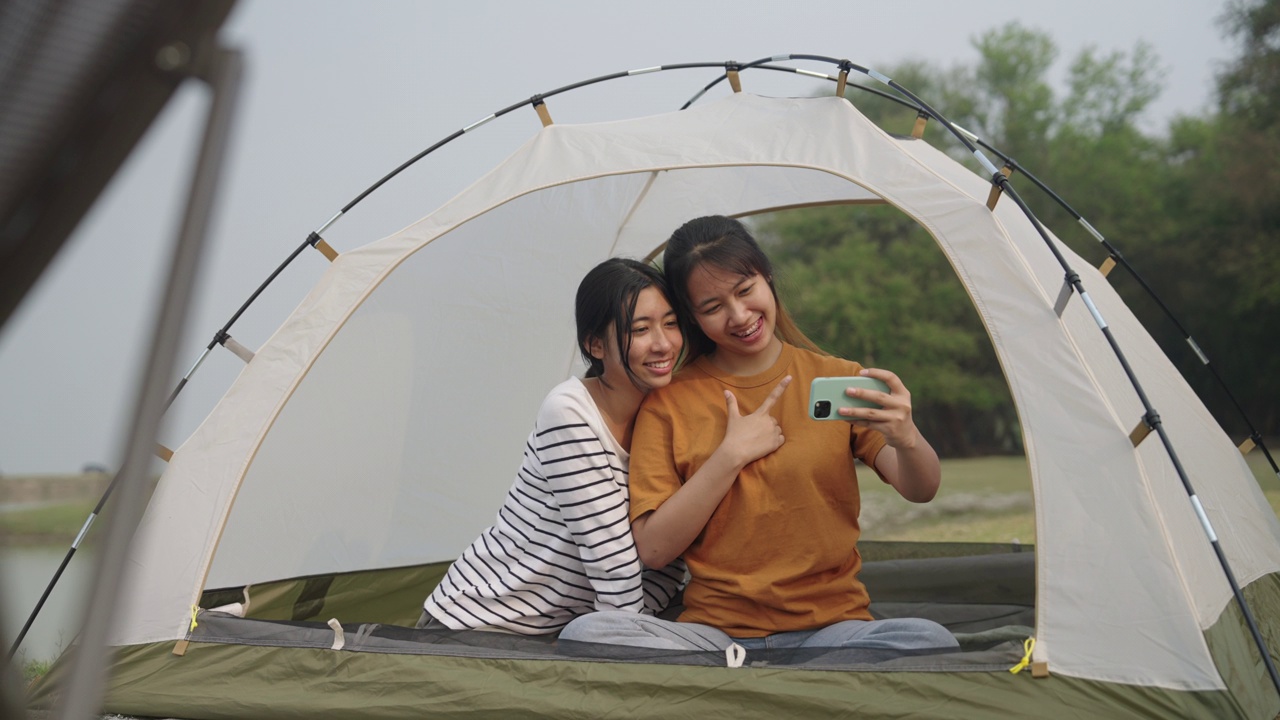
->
<box><xmin>629</xmin><ymin>342</ymin><xmax>888</xmax><ymax>637</ymax></box>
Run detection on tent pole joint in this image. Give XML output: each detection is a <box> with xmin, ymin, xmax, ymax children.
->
<box><xmin>1053</xmin><ymin>271</ymin><xmax>1080</xmax><ymax>317</ymax></box>
<box><xmin>835</xmin><ymin>60</ymin><xmax>852</xmax><ymax>98</ymax></box>
<box><xmin>1129</xmin><ymin>411</ymin><xmax>1160</xmax><ymax>447</ymax></box>
<box><xmin>726</xmin><ymin>62</ymin><xmax>742</xmax><ymax>93</ymax></box>
<box><xmin>531</xmin><ymin>96</ymin><xmax>554</xmax><ymax>127</ymax></box>
<box><xmin>985</xmin><ymin>165</ymin><xmax>1014</xmax><ymax>209</ymax></box>
<box><xmin>305</xmin><ymin>231</ymin><xmax>338</xmax><ymax>261</ymax></box>
<box><xmin>911</xmin><ymin>111</ymin><xmax>929</xmax><ymax>139</ymax></box>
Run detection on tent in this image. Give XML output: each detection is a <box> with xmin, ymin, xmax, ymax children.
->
<box><xmin>26</xmin><ymin>76</ymin><xmax>1280</xmax><ymax>718</ymax></box>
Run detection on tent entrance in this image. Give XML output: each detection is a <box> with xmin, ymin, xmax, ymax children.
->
<box><xmin>193</xmin><ymin>541</ymin><xmax>1034</xmax><ymax>672</ymax></box>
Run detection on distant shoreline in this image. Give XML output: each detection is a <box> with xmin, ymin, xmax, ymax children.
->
<box><xmin>1</xmin><ymin>473</ymin><xmax>111</xmax><ymax>506</ymax></box>
<box><xmin>1</xmin><ymin>474</ymin><xmax>109</xmax><ymax>547</ymax></box>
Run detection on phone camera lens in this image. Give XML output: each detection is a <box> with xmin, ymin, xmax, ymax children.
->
<box><xmin>814</xmin><ymin>400</ymin><xmax>831</xmax><ymax>418</ymax></box>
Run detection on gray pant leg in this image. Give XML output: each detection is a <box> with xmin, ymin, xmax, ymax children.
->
<box><xmin>560</xmin><ymin>611</ymin><xmax>735</xmax><ymax>651</ymax></box>
<box><xmin>801</xmin><ymin>617</ymin><xmax>958</xmax><ymax>650</ymax></box>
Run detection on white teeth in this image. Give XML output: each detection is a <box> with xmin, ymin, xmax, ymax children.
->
<box><xmin>733</xmin><ymin>317</ymin><xmax>762</xmax><ymax>338</ymax></box>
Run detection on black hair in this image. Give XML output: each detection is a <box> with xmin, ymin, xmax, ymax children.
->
<box><xmin>663</xmin><ymin>215</ymin><xmax>822</xmax><ymax>361</ymax></box>
<box><xmin>575</xmin><ymin>257</ymin><xmax>673</xmax><ymax>388</ymax></box>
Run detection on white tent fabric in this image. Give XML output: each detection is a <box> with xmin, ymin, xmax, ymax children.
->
<box><xmin>113</xmin><ymin>93</ymin><xmax>1280</xmax><ymax>692</ymax></box>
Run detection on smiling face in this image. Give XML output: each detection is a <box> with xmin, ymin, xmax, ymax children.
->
<box><xmin>590</xmin><ymin>286</ymin><xmax>683</xmax><ymax>393</ymax></box>
<box><xmin>685</xmin><ymin>263</ymin><xmax>780</xmax><ymax>374</ymax></box>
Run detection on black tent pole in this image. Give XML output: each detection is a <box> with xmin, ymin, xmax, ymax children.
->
<box><xmin>7</xmin><ymin>477</ymin><xmax>116</xmax><ymax>660</ymax></box>
<box><xmin>868</xmin><ymin>68</ymin><xmax>1280</xmax><ymax>695</ymax></box>
<box><xmin>995</xmin><ymin>174</ymin><xmax>1280</xmax><ymax>700</ymax></box>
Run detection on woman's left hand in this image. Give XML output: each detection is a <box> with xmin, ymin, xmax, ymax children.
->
<box><xmin>837</xmin><ymin>367</ymin><xmax>919</xmax><ymax>450</ymax></box>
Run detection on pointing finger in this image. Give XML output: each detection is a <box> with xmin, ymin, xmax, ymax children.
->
<box><xmin>755</xmin><ymin>375</ymin><xmax>793</xmax><ymax>415</ymax></box>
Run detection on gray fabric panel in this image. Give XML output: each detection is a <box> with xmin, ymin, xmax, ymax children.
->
<box><xmin>871</xmin><ymin>602</ymin><xmax>1034</xmax><ymax>633</ymax></box>
<box><xmin>859</xmin><ymin>540</ymin><xmax>1034</xmax><ymax>562</ymax></box>
<box><xmin>861</xmin><ymin>551</ymin><xmax>1035</xmax><ymax>606</ymax></box>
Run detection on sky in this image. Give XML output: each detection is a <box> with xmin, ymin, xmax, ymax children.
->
<box><xmin>0</xmin><ymin>0</ymin><xmax>1237</xmax><ymax>474</ymax></box>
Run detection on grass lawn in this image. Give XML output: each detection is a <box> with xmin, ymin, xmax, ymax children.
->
<box><xmin>0</xmin><ymin>501</ymin><xmax>95</xmax><ymax>545</ymax></box>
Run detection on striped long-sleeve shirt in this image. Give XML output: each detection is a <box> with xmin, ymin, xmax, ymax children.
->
<box><xmin>425</xmin><ymin>377</ymin><xmax>686</xmax><ymax>634</ymax></box>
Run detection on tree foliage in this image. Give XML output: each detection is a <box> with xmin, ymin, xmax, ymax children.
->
<box><xmin>760</xmin><ymin>5</ymin><xmax>1280</xmax><ymax>455</ymax></box>
<box><xmin>761</xmin><ymin>207</ymin><xmax>1019</xmax><ymax>457</ymax></box>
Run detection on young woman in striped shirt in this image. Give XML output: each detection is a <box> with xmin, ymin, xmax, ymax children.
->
<box><xmin>422</xmin><ymin>258</ymin><xmax>687</xmax><ymax>634</ymax></box>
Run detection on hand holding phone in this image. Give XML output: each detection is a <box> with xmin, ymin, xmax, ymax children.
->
<box><xmin>809</xmin><ymin>376</ymin><xmax>891</xmax><ymax>421</ymax></box>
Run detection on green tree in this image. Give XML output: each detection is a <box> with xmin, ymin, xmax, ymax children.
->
<box><xmin>761</xmin><ymin>206</ymin><xmax>1018</xmax><ymax>457</ymax></box>
<box><xmin>759</xmin><ymin>23</ymin><xmax>1193</xmax><ymax>456</ymax></box>
<box><xmin>763</xmin><ymin>11</ymin><xmax>1280</xmax><ymax>453</ymax></box>
<box><xmin>1219</xmin><ymin>0</ymin><xmax>1280</xmax><ymax>126</ymax></box>
<box><xmin>1145</xmin><ymin>0</ymin><xmax>1280</xmax><ymax>434</ymax></box>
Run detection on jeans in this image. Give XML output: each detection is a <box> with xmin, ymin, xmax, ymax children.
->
<box><xmin>559</xmin><ymin>611</ymin><xmax>958</xmax><ymax>652</ymax></box>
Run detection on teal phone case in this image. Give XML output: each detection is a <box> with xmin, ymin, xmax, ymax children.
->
<box><xmin>808</xmin><ymin>376</ymin><xmax>890</xmax><ymax>420</ymax></box>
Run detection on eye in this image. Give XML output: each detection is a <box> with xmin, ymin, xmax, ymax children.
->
<box><xmin>737</xmin><ymin>284</ymin><xmax>753</xmax><ymax>297</ymax></box>
<box><xmin>700</xmin><ymin>304</ymin><xmax>721</xmax><ymax>316</ymax></box>
<box><xmin>631</xmin><ymin>325</ymin><xmax>649</xmax><ymax>334</ymax></box>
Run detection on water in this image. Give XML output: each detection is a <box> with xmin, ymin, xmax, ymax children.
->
<box><xmin>1</xmin><ymin>544</ymin><xmax>92</xmax><ymax>666</ymax></box>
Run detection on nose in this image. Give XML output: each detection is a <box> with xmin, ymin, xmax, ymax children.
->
<box><xmin>726</xmin><ymin>298</ymin><xmax>751</xmax><ymax>325</ymax></box>
<box><xmin>653</xmin><ymin>326</ymin><xmax>675</xmax><ymax>352</ymax></box>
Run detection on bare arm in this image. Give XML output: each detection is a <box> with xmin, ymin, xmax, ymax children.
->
<box><xmin>632</xmin><ymin>376</ymin><xmax>792</xmax><ymax>568</ymax></box>
<box><xmin>838</xmin><ymin>368</ymin><xmax>940</xmax><ymax>503</ymax></box>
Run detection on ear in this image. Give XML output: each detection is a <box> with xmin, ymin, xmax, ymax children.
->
<box><xmin>587</xmin><ymin>335</ymin><xmax>606</xmax><ymax>361</ymax></box>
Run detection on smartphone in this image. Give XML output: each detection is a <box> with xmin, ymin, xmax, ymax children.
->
<box><xmin>809</xmin><ymin>376</ymin><xmax>891</xmax><ymax>420</ymax></box>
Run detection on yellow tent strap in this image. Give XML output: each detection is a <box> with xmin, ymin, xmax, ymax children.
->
<box><xmin>173</xmin><ymin>605</ymin><xmax>201</xmax><ymax>656</ymax></box>
<box><xmin>1009</xmin><ymin>637</ymin><xmax>1036</xmax><ymax>674</ymax></box>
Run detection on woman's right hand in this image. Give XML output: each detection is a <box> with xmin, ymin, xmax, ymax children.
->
<box><xmin>718</xmin><ymin>375</ymin><xmax>791</xmax><ymax>469</ymax></box>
